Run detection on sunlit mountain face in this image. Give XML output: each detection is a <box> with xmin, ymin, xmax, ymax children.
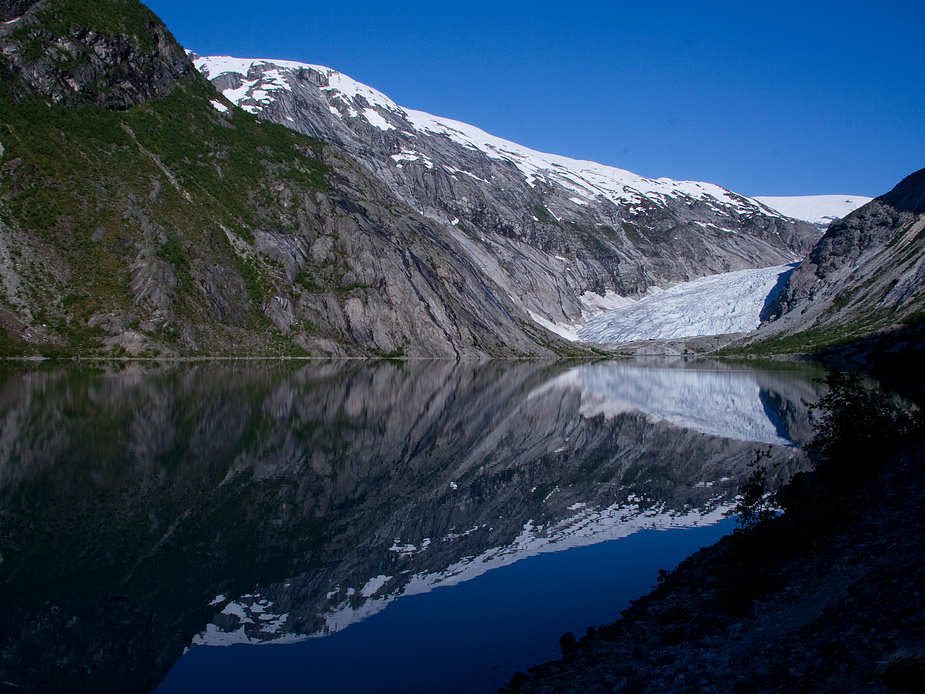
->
<box><xmin>193</xmin><ymin>55</ymin><xmax>820</xmax><ymax>336</ymax></box>
<box><xmin>0</xmin><ymin>360</ymin><xmax>822</xmax><ymax>692</ymax></box>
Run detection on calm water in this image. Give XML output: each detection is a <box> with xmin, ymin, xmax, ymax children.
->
<box><xmin>0</xmin><ymin>359</ymin><xmax>825</xmax><ymax>693</ymax></box>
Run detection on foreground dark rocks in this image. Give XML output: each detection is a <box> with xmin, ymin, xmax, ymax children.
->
<box><xmin>502</xmin><ymin>441</ymin><xmax>925</xmax><ymax>694</ymax></box>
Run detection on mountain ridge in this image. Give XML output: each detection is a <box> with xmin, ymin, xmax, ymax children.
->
<box><xmin>742</xmin><ymin>167</ymin><xmax>925</xmax><ymax>354</ymax></box>
<box><xmin>0</xmin><ymin>1</ymin><xmax>895</xmax><ymax>359</ymax></box>
<box><xmin>0</xmin><ymin>0</ymin><xmax>581</xmax><ymax>359</ymax></box>
<box><xmin>194</xmin><ymin>54</ymin><xmax>820</xmax><ymax>333</ymax></box>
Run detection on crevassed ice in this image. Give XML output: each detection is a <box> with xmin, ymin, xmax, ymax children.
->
<box><xmin>578</xmin><ymin>264</ymin><xmax>796</xmax><ymax>343</ymax></box>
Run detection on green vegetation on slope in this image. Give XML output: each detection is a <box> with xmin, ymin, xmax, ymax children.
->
<box><xmin>0</xmin><ymin>67</ymin><xmax>336</xmax><ymax>356</ymax></box>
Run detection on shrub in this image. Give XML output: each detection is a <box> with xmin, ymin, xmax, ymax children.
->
<box><xmin>808</xmin><ymin>368</ymin><xmax>920</xmax><ymax>486</ymax></box>
<box><xmin>733</xmin><ymin>446</ymin><xmax>781</xmax><ymax>533</ymax></box>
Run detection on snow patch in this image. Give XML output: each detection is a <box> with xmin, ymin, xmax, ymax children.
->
<box><xmin>360</xmin><ymin>574</ymin><xmax>392</xmax><ymax>598</ymax></box>
<box><xmin>363</xmin><ymin>108</ymin><xmax>395</xmax><ymax>131</ymax></box>
<box><xmin>528</xmin><ymin>310</ymin><xmax>581</xmax><ymax>342</ymax></box>
<box><xmin>579</xmin><ymin>290</ymin><xmax>636</xmax><ymax>319</ymax></box>
<box><xmin>195</xmin><ymin>55</ymin><xmax>794</xmax><ymax>222</ymax></box>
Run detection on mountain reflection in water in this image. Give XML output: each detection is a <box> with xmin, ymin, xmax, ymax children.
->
<box><xmin>0</xmin><ymin>359</ymin><xmax>823</xmax><ymax>693</ymax></box>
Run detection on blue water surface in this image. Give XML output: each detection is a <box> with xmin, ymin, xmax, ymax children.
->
<box><xmin>157</xmin><ymin>519</ymin><xmax>734</xmax><ymax>694</ymax></box>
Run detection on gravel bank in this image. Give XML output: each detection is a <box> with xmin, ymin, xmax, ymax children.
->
<box><xmin>502</xmin><ymin>441</ymin><xmax>925</xmax><ymax>694</ymax></box>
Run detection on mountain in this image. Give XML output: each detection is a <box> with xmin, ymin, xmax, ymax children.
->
<box><xmin>744</xmin><ymin>167</ymin><xmax>925</xmax><ymax>353</ymax></box>
<box><xmin>0</xmin><ymin>1</ymin><xmax>837</xmax><ymax>359</ymax></box>
<box><xmin>0</xmin><ymin>0</ymin><xmax>582</xmax><ymax>359</ymax></box>
<box><xmin>193</xmin><ymin>56</ymin><xmax>820</xmax><ymax>332</ymax></box>
<box><xmin>754</xmin><ymin>195</ymin><xmax>873</xmax><ymax>232</ymax></box>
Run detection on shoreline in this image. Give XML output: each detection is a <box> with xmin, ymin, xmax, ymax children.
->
<box><xmin>501</xmin><ymin>439</ymin><xmax>925</xmax><ymax>694</ymax></box>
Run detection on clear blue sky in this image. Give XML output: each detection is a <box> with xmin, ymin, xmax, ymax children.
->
<box><xmin>144</xmin><ymin>0</ymin><xmax>923</xmax><ymax>198</ymax></box>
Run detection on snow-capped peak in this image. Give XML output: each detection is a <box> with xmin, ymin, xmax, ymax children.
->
<box><xmin>192</xmin><ymin>54</ymin><xmax>789</xmax><ymax>216</ymax></box>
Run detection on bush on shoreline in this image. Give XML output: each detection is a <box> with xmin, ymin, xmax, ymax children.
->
<box><xmin>722</xmin><ymin>367</ymin><xmax>923</xmax><ymax>612</ymax></box>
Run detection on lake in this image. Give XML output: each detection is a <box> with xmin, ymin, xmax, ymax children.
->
<box><xmin>0</xmin><ymin>358</ymin><xmax>825</xmax><ymax>693</ymax></box>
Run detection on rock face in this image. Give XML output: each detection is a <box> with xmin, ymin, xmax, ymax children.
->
<box><xmin>0</xmin><ymin>0</ymin><xmax>192</xmax><ymax>109</ymax></box>
<box><xmin>752</xmin><ymin>167</ymin><xmax>925</xmax><ymax>349</ymax></box>
<box><xmin>194</xmin><ymin>56</ymin><xmax>820</xmax><ymax>330</ymax></box>
<box><xmin>0</xmin><ymin>0</ymin><xmax>38</xmax><ymax>22</ymax></box>
<box><xmin>0</xmin><ymin>0</ymin><xmax>575</xmax><ymax>358</ymax></box>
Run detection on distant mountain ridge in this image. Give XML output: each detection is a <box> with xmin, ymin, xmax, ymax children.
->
<box><xmin>194</xmin><ymin>55</ymin><xmax>820</xmax><ymax>332</ymax></box>
<box><xmin>755</xmin><ymin>195</ymin><xmax>873</xmax><ymax>231</ymax></box>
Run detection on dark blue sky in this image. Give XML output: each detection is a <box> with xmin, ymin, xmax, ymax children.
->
<box><xmin>145</xmin><ymin>0</ymin><xmax>923</xmax><ymax>198</ymax></box>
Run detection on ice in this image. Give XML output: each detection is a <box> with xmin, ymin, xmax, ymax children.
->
<box><xmin>754</xmin><ymin>195</ymin><xmax>872</xmax><ymax>228</ymax></box>
<box><xmin>209</xmin><ymin>99</ymin><xmax>228</xmax><ymax>112</ymax></box>
<box><xmin>579</xmin><ymin>264</ymin><xmax>796</xmax><ymax>343</ymax></box>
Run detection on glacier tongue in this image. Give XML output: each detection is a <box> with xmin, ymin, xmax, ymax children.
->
<box><xmin>578</xmin><ymin>264</ymin><xmax>796</xmax><ymax>343</ymax></box>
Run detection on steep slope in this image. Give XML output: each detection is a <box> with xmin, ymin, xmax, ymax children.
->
<box><xmin>0</xmin><ymin>0</ymin><xmax>566</xmax><ymax>358</ymax></box>
<box><xmin>745</xmin><ymin>167</ymin><xmax>925</xmax><ymax>353</ymax></box>
<box><xmin>194</xmin><ymin>56</ymin><xmax>820</xmax><ymax>330</ymax></box>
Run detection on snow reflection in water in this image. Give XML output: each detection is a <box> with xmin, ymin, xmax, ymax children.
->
<box><xmin>567</xmin><ymin>363</ymin><xmax>800</xmax><ymax>445</ymax></box>
<box><xmin>189</xmin><ymin>361</ymin><xmax>818</xmax><ymax>649</ymax></box>
<box><xmin>0</xmin><ymin>359</ymin><xmax>824</xmax><ymax>694</ymax></box>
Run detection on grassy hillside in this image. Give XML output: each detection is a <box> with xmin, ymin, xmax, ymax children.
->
<box><xmin>0</xmin><ymin>0</ymin><xmax>563</xmax><ymax>359</ymax></box>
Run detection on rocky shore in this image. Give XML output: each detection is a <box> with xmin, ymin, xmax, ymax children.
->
<box><xmin>501</xmin><ymin>439</ymin><xmax>925</xmax><ymax>694</ymax></box>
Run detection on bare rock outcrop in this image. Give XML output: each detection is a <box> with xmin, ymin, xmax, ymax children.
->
<box><xmin>0</xmin><ymin>0</ymin><xmax>192</xmax><ymax>109</ymax></box>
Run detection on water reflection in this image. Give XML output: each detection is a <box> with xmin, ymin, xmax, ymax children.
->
<box><xmin>0</xmin><ymin>359</ymin><xmax>823</xmax><ymax>693</ymax></box>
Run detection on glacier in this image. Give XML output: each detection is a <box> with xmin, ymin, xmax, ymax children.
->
<box><xmin>578</xmin><ymin>264</ymin><xmax>796</xmax><ymax>343</ymax></box>
<box><xmin>192</xmin><ymin>55</ymin><xmax>869</xmax><ymax>346</ymax></box>
<box><xmin>755</xmin><ymin>195</ymin><xmax>872</xmax><ymax>230</ymax></box>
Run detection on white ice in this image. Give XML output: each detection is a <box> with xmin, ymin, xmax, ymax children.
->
<box><xmin>578</xmin><ymin>265</ymin><xmax>795</xmax><ymax>343</ymax></box>
<box><xmin>754</xmin><ymin>195</ymin><xmax>872</xmax><ymax>228</ymax></box>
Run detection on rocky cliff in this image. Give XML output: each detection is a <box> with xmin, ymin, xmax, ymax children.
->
<box><xmin>746</xmin><ymin>167</ymin><xmax>925</xmax><ymax>353</ymax></box>
<box><xmin>0</xmin><ymin>0</ymin><xmax>192</xmax><ymax>109</ymax></box>
<box><xmin>194</xmin><ymin>56</ymin><xmax>821</xmax><ymax>332</ymax></box>
<box><xmin>0</xmin><ymin>0</ymin><xmax>579</xmax><ymax>358</ymax></box>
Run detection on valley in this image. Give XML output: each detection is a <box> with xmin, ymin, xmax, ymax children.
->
<box><xmin>0</xmin><ymin>2</ymin><xmax>922</xmax><ymax>694</ymax></box>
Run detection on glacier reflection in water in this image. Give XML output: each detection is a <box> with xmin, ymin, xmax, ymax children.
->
<box><xmin>183</xmin><ymin>360</ymin><xmax>819</xmax><ymax>655</ymax></box>
<box><xmin>565</xmin><ymin>362</ymin><xmax>806</xmax><ymax>445</ymax></box>
<box><xmin>0</xmin><ymin>359</ymin><xmax>823</xmax><ymax>694</ymax></box>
